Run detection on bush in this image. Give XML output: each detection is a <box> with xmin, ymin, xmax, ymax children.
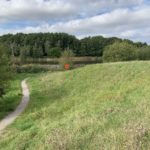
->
<box><xmin>47</xmin><ymin>47</ymin><xmax>61</xmax><ymax>58</ymax></box>
<box><xmin>103</xmin><ymin>41</ymin><xmax>138</xmax><ymax>62</ymax></box>
<box><xmin>59</xmin><ymin>50</ymin><xmax>74</xmax><ymax>69</ymax></box>
<box><xmin>137</xmin><ymin>46</ymin><xmax>150</xmax><ymax>60</ymax></box>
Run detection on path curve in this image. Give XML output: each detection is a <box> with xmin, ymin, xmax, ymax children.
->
<box><xmin>0</xmin><ymin>79</ymin><xmax>30</xmax><ymax>132</ymax></box>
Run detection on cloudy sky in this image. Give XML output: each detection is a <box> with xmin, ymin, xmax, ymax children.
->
<box><xmin>0</xmin><ymin>0</ymin><xmax>150</xmax><ymax>43</ymax></box>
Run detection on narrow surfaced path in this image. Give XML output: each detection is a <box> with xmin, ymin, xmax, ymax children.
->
<box><xmin>0</xmin><ymin>79</ymin><xmax>30</xmax><ymax>132</ymax></box>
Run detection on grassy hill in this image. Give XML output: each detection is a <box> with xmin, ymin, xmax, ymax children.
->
<box><xmin>0</xmin><ymin>61</ymin><xmax>150</xmax><ymax>150</ymax></box>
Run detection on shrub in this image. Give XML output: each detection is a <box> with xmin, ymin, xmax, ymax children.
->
<box><xmin>47</xmin><ymin>47</ymin><xmax>61</xmax><ymax>58</ymax></box>
<box><xmin>59</xmin><ymin>50</ymin><xmax>74</xmax><ymax>70</ymax></box>
<box><xmin>137</xmin><ymin>46</ymin><xmax>150</xmax><ymax>60</ymax></box>
<box><xmin>103</xmin><ymin>41</ymin><xmax>138</xmax><ymax>62</ymax></box>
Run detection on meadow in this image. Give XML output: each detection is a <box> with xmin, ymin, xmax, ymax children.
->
<box><xmin>0</xmin><ymin>61</ymin><xmax>150</xmax><ymax>150</ymax></box>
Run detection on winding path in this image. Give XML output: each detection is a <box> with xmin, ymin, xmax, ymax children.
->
<box><xmin>0</xmin><ymin>79</ymin><xmax>30</xmax><ymax>132</ymax></box>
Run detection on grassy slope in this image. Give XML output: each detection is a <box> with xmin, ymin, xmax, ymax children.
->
<box><xmin>0</xmin><ymin>61</ymin><xmax>150</xmax><ymax>150</ymax></box>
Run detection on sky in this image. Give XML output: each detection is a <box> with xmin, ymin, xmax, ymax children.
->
<box><xmin>0</xmin><ymin>0</ymin><xmax>150</xmax><ymax>43</ymax></box>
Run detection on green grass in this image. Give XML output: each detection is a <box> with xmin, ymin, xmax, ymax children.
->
<box><xmin>0</xmin><ymin>61</ymin><xmax>150</xmax><ymax>150</ymax></box>
<box><xmin>0</xmin><ymin>73</ymin><xmax>38</xmax><ymax>120</ymax></box>
<box><xmin>0</xmin><ymin>74</ymin><xmax>26</xmax><ymax>120</ymax></box>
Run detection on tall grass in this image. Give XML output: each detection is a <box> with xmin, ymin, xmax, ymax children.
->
<box><xmin>0</xmin><ymin>61</ymin><xmax>150</xmax><ymax>150</ymax></box>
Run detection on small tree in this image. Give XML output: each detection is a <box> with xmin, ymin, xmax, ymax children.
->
<box><xmin>20</xmin><ymin>46</ymin><xmax>30</xmax><ymax>64</ymax></box>
<box><xmin>103</xmin><ymin>41</ymin><xmax>138</xmax><ymax>62</ymax></box>
<box><xmin>47</xmin><ymin>47</ymin><xmax>61</xmax><ymax>58</ymax></box>
<box><xmin>137</xmin><ymin>46</ymin><xmax>150</xmax><ymax>60</ymax></box>
<box><xmin>32</xmin><ymin>44</ymin><xmax>43</xmax><ymax>58</ymax></box>
<box><xmin>59</xmin><ymin>50</ymin><xmax>74</xmax><ymax>70</ymax></box>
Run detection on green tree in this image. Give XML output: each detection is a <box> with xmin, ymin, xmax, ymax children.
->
<box><xmin>103</xmin><ymin>41</ymin><xmax>138</xmax><ymax>62</ymax></box>
<box><xmin>44</xmin><ymin>40</ymin><xmax>51</xmax><ymax>56</ymax></box>
<box><xmin>20</xmin><ymin>46</ymin><xmax>30</xmax><ymax>64</ymax></box>
<box><xmin>47</xmin><ymin>47</ymin><xmax>61</xmax><ymax>58</ymax></box>
<box><xmin>59</xmin><ymin>50</ymin><xmax>74</xmax><ymax>69</ymax></box>
<box><xmin>137</xmin><ymin>46</ymin><xmax>150</xmax><ymax>60</ymax></box>
<box><xmin>0</xmin><ymin>44</ymin><xmax>11</xmax><ymax>97</ymax></box>
<box><xmin>32</xmin><ymin>44</ymin><xmax>43</xmax><ymax>58</ymax></box>
<box><xmin>0</xmin><ymin>33</ymin><xmax>148</xmax><ymax>58</ymax></box>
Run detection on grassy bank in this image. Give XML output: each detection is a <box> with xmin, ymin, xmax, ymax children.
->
<box><xmin>0</xmin><ymin>61</ymin><xmax>150</xmax><ymax>149</ymax></box>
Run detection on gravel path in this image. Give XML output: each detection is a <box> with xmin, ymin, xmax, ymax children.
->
<box><xmin>0</xmin><ymin>79</ymin><xmax>30</xmax><ymax>132</ymax></box>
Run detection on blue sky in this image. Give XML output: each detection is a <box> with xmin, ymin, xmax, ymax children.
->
<box><xmin>0</xmin><ymin>0</ymin><xmax>150</xmax><ymax>43</ymax></box>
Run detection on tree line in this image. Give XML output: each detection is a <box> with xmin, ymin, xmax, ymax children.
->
<box><xmin>0</xmin><ymin>32</ymin><xmax>150</xmax><ymax>97</ymax></box>
<box><xmin>0</xmin><ymin>32</ymin><xmax>148</xmax><ymax>59</ymax></box>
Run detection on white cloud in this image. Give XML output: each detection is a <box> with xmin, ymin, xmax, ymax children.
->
<box><xmin>0</xmin><ymin>0</ymin><xmax>144</xmax><ymax>23</ymax></box>
<box><xmin>0</xmin><ymin>0</ymin><xmax>150</xmax><ymax>43</ymax></box>
<box><xmin>0</xmin><ymin>0</ymin><xmax>75</xmax><ymax>23</ymax></box>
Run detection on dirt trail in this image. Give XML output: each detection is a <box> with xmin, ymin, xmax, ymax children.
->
<box><xmin>0</xmin><ymin>79</ymin><xmax>30</xmax><ymax>132</ymax></box>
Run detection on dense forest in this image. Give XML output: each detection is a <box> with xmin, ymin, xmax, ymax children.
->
<box><xmin>0</xmin><ymin>32</ymin><xmax>148</xmax><ymax>58</ymax></box>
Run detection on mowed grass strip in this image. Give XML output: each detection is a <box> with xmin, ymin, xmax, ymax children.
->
<box><xmin>0</xmin><ymin>61</ymin><xmax>150</xmax><ymax>150</ymax></box>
